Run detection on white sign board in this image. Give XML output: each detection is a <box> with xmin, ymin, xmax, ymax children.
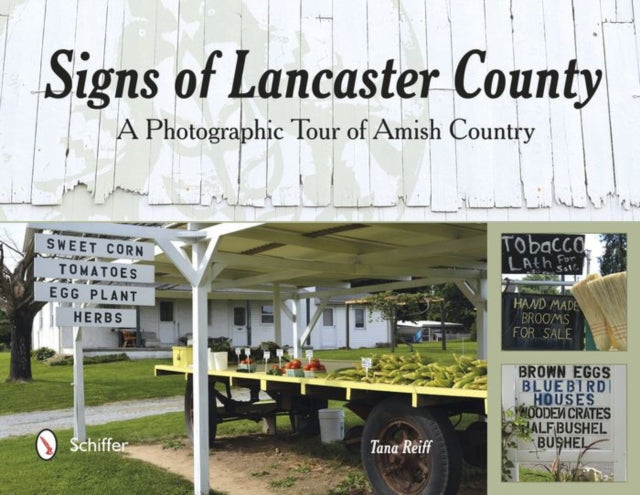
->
<box><xmin>56</xmin><ymin>308</ymin><xmax>137</xmax><ymax>328</ymax></box>
<box><xmin>35</xmin><ymin>233</ymin><xmax>154</xmax><ymax>260</ymax></box>
<box><xmin>35</xmin><ymin>282</ymin><xmax>155</xmax><ymax>306</ymax></box>
<box><xmin>35</xmin><ymin>257</ymin><xmax>154</xmax><ymax>283</ymax></box>
<box><xmin>504</xmin><ymin>364</ymin><xmax>626</xmax><ymax>480</ymax></box>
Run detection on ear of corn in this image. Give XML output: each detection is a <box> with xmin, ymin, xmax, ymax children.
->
<box><xmin>324</xmin><ymin>352</ymin><xmax>487</xmax><ymax>390</ymax></box>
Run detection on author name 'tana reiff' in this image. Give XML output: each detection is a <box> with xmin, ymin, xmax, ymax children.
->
<box><xmin>370</xmin><ymin>439</ymin><xmax>434</xmax><ymax>455</ymax></box>
<box><xmin>116</xmin><ymin>117</ymin><xmax>536</xmax><ymax>145</ymax></box>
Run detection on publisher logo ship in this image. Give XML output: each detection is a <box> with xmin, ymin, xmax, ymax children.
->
<box><xmin>35</xmin><ymin>429</ymin><xmax>58</xmax><ymax>461</ymax></box>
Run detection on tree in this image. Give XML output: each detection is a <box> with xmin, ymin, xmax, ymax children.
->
<box><xmin>364</xmin><ymin>291</ymin><xmax>432</xmax><ymax>351</ymax></box>
<box><xmin>1</xmin><ymin>237</ymin><xmax>45</xmax><ymax>382</ymax></box>
<box><xmin>598</xmin><ymin>234</ymin><xmax>626</xmax><ymax>275</ymax></box>
<box><xmin>424</xmin><ymin>283</ymin><xmax>476</xmax><ymax>333</ymax></box>
<box><xmin>516</xmin><ymin>273</ymin><xmax>561</xmax><ymax>295</ymax></box>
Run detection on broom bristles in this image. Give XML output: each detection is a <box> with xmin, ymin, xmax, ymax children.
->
<box><xmin>571</xmin><ymin>274</ymin><xmax>611</xmax><ymax>351</ymax></box>
<box><xmin>587</xmin><ymin>272</ymin><xmax>627</xmax><ymax>351</ymax></box>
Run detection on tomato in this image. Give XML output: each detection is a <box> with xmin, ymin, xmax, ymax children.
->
<box><xmin>291</xmin><ymin>360</ymin><xmax>302</xmax><ymax>369</ymax></box>
<box><xmin>303</xmin><ymin>364</ymin><xmax>312</xmax><ymax>371</ymax></box>
<box><xmin>310</xmin><ymin>358</ymin><xmax>321</xmax><ymax>366</ymax></box>
<box><xmin>318</xmin><ymin>364</ymin><xmax>326</xmax><ymax>371</ymax></box>
<box><xmin>309</xmin><ymin>366</ymin><xmax>318</xmax><ymax>372</ymax></box>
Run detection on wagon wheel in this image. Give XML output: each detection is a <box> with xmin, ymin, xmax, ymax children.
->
<box><xmin>361</xmin><ymin>398</ymin><xmax>461</xmax><ymax>495</ymax></box>
<box><xmin>184</xmin><ymin>375</ymin><xmax>218</xmax><ymax>448</ymax></box>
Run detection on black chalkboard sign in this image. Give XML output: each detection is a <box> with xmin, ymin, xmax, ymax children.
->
<box><xmin>502</xmin><ymin>234</ymin><xmax>586</xmax><ymax>275</ymax></box>
<box><xmin>502</xmin><ymin>293</ymin><xmax>584</xmax><ymax>350</ymax></box>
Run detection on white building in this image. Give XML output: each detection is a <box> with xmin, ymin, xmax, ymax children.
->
<box><xmin>27</xmin><ymin>222</ymin><xmax>486</xmax><ymax>359</ymax></box>
<box><xmin>32</xmin><ymin>295</ymin><xmax>391</xmax><ymax>354</ymax></box>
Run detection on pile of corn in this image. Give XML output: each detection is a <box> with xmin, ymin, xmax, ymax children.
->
<box><xmin>325</xmin><ymin>353</ymin><xmax>487</xmax><ymax>390</ymax></box>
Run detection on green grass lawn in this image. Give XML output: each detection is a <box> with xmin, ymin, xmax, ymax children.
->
<box><xmin>1</xmin><ymin>340</ymin><xmax>479</xmax><ymax>415</ymax></box>
<box><xmin>0</xmin><ymin>413</ymin><xmax>225</xmax><ymax>495</ymax></box>
<box><xmin>0</xmin><ymin>345</ymin><xmax>486</xmax><ymax>494</ymax></box>
<box><xmin>0</xmin><ymin>403</ymin><xmax>484</xmax><ymax>494</ymax></box>
<box><xmin>0</xmin><ymin>353</ymin><xmax>185</xmax><ymax>415</ymax></box>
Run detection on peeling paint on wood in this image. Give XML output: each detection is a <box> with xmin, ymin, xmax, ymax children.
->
<box><xmin>0</xmin><ymin>0</ymin><xmax>638</xmax><ymax>218</ymax></box>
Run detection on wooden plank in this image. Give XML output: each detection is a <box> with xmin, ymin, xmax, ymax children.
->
<box><xmin>63</xmin><ymin>0</ymin><xmax>109</xmax><ymax>202</ymax></box>
<box><xmin>266</xmin><ymin>0</ymin><xmax>301</xmax><ymax>206</ymax></box>
<box><xmin>332</xmin><ymin>0</ymin><xmax>370</xmax><ymax>207</ymax></box>
<box><xmin>399</xmin><ymin>0</ymin><xmax>430</xmax><ymax>206</ymax></box>
<box><xmin>94</xmin><ymin>0</ymin><xmax>126</xmax><ymax>203</ymax></box>
<box><xmin>31</xmin><ymin>0</ymin><xmax>77</xmax><ymax>205</ymax></box>
<box><xmin>0</xmin><ymin>0</ymin><xmax>46</xmax><ymax>203</ymax></box>
<box><xmin>171</xmin><ymin>0</ymin><xmax>205</xmax><ymax>204</ymax></box>
<box><xmin>426</xmin><ymin>0</ymin><xmax>458</xmax><ymax>212</ymax></box>
<box><xmin>112</xmin><ymin>1</ymin><xmax>158</xmax><ymax>200</ymax></box>
<box><xmin>200</xmin><ymin>0</ymin><xmax>241</xmax><ymax>206</ymax></box>
<box><xmin>484</xmin><ymin>0</ymin><xmax>522</xmax><ymax>208</ymax></box>
<box><xmin>451</xmin><ymin>0</ymin><xmax>494</xmax><ymax>208</ymax></box>
<box><xmin>542</xmin><ymin>0</ymin><xmax>587</xmax><ymax>207</ymax></box>
<box><xmin>147</xmin><ymin>0</ymin><xmax>179</xmax><ymax>205</ymax></box>
<box><xmin>573</xmin><ymin>1</ymin><xmax>615</xmax><ymax>206</ymax></box>
<box><xmin>237</xmin><ymin>0</ymin><xmax>269</xmax><ymax>207</ymax></box>
<box><xmin>634</xmin><ymin>0</ymin><xmax>640</xmax><ymax>84</ymax></box>
<box><xmin>601</xmin><ymin>0</ymin><xmax>633</xmax><ymax>22</ymax></box>
<box><xmin>511</xmin><ymin>0</ymin><xmax>553</xmax><ymax>207</ymax></box>
<box><xmin>614</xmin><ymin>0</ymin><xmax>634</xmax><ymax>21</ymax></box>
<box><xmin>368</xmin><ymin>0</ymin><xmax>402</xmax><ymax>206</ymax></box>
<box><xmin>603</xmin><ymin>22</ymin><xmax>640</xmax><ymax>206</ymax></box>
<box><xmin>299</xmin><ymin>0</ymin><xmax>333</xmax><ymax>207</ymax></box>
<box><xmin>600</xmin><ymin>0</ymin><xmax>618</xmax><ymax>21</ymax></box>
<box><xmin>0</xmin><ymin>14</ymin><xmax>6</xmax><ymax>109</ymax></box>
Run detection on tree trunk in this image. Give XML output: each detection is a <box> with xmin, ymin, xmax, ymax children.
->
<box><xmin>7</xmin><ymin>309</ymin><xmax>35</xmax><ymax>382</ymax></box>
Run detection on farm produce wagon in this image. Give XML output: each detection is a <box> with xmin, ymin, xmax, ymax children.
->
<box><xmin>155</xmin><ymin>353</ymin><xmax>487</xmax><ymax>495</ymax></box>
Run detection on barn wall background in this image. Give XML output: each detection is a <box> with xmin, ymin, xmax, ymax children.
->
<box><xmin>0</xmin><ymin>0</ymin><xmax>639</xmax><ymax>221</ymax></box>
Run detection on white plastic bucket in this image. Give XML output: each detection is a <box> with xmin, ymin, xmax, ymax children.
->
<box><xmin>208</xmin><ymin>351</ymin><xmax>228</xmax><ymax>371</ymax></box>
<box><xmin>318</xmin><ymin>408</ymin><xmax>345</xmax><ymax>443</ymax></box>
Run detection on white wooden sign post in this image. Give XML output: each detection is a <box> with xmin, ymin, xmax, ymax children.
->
<box><xmin>34</xmin><ymin>233</ymin><xmax>155</xmax><ymax>442</ymax></box>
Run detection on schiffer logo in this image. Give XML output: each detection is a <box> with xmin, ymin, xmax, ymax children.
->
<box><xmin>35</xmin><ymin>429</ymin><xmax>58</xmax><ymax>461</ymax></box>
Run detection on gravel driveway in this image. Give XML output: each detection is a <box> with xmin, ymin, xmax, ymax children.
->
<box><xmin>1</xmin><ymin>388</ymin><xmax>263</xmax><ymax>439</ymax></box>
<box><xmin>0</xmin><ymin>396</ymin><xmax>184</xmax><ymax>439</ymax></box>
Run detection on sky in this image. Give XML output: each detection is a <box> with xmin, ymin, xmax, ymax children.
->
<box><xmin>0</xmin><ymin>223</ymin><xmax>27</xmax><ymax>269</ymax></box>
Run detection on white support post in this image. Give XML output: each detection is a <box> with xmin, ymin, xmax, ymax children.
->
<box><xmin>273</xmin><ymin>283</ymin><xmax>282</xmax><ymax>344</ymax></box>
<box><xmin>280</xmin><ymin>299</ymin><xmax>295</xmax><ymax>323</ymax></box>
<box><xmin>293</xmin><ymin>298</ymin><xmax>302</xmax><ymax>359</ymax></box>
<box><xmin>72</xmin><ymin>324</ymin><xmax>86</xmax><ymax>441</ymax></box>
<box><xmin>476</xmin><ymin>278</ymin><xmax>488</xmax><ymax>359</ymax></box>
<box><xmin>298</xmin><ymin>299</ymin><xmax>328</xmax><ymax>353</ymax></box>
<box><xmin>192</xmin><ymin>239</ymin><xmax>210</xmax><ymax>495</ymax></box>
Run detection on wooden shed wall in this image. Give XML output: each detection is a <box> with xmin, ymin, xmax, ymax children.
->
<box><xmin>0</xmin><ymin>0</ymin><xmax>638</xmax><ymax>220</ymax></box>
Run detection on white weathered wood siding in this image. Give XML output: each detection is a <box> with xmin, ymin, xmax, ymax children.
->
<box><xmin>0</xmin><ymin>0</ymin><xmax>639</xmax><ymax>220</ymax></box>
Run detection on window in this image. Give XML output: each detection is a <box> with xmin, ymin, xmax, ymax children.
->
<box><xmin>355</xmin><ymin>308</ymin><xmax>365</xmax><ymax>329</ymax></box>
<box><xmin>159</xmin><ymin>301</ymin><xmax>174</xmax><ymax>322</ymax></box>
<box><xmin>233</xmin><ymin>307</ymin><xmax>246</xmax><ymax>326</ymax></box>
<box><xmin>322</xmin><ymin>308</ymin><xmax>334</xmax><ymax>326</ymax></box>
<box><xmin>261</xmin><ymin>305</ymin><xmax>274</xmax><ymax>324</ymax></box>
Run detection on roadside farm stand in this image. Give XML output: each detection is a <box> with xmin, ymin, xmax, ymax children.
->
<box><xmin>27</xmin><ymin>222</ymin><xmax>487</xmax><ymax>495</ymax></box>
<box><xmin>156</xmin><ymin>362</ymin><xmax>487</xmax><ymax>495</ymax></box>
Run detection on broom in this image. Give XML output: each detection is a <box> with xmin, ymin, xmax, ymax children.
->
<box><xmin>587</xmin><ymin>272</ymin><xmax>627</xmax><ymax>351</ymax></box>
<box><xmin>571</xmin><ymin>274</ymin><xmax>611</xmax><ymax>351</ymax></box>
